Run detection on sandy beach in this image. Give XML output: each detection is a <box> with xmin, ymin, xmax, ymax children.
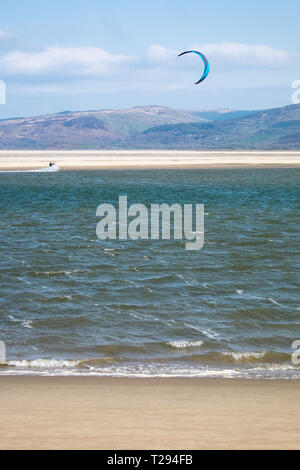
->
<box><xmin>0</xmin><ymin>376</ymin><xmax>299</xmax><ymax>450</ymax></box>
<box><xmin>0</xmin><ymin>150</ymin><xmax>300</xmax><ymax>170</ymax></box>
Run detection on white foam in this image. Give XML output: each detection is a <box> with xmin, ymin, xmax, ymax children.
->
<box><xmin>2</xmin><ymin>360</ymin><xmax>299</xmax><ymax>379</ymax></box>
<box><xmin>17</xmin><ymin>277</ymin><xmax>32</xmax><ymax>285</ymax></box>
<box><xmin>37</xmin><ymin>270</ymin><xmax>84</xmax><ymax>275</ymax></box>
<box><xmin>268</xmin><ymin>297</ymin><xmax>282</xmax><ymax>306</ymax></box>
<box><xmin>185</xmin><ymin>323</ymin><xmax>220</xmax><ymax>340</ymax></box>
<box><xmin>0</xmin><ymin>165</ymin><xmax>60</xmax><ymax>173</ymax></box>
<box><xmin>22</xmin><ymin>320</ymin><xmax>33</xmax><ymax>329</ymax></box>
<box><xmin>8</xmin><ymin>315</ymin><xmax>18</xmax><ymax>321</ymax></box>
<box><xmin>8</xmin><ymin>359</ymin><xmax>79</xmax><ymax>368</ymax></box>
<box><xmin>168</xmin><ymin>340</ymin><xmax>203</xmax><ymax>349</ymax></box>
<box><xmin>223</xmin><ymin>352</ymin><xmax>266</xmax><ymax>361</ymax></box>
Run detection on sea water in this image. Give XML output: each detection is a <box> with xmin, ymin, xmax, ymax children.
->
<box><xmin>0</xmin><ymin>168</ymin><xmax>299</xmax><ymax>378</ymax></box>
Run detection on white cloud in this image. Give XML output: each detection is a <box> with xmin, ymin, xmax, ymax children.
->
<box><xmin>147</xmin><ymin>44</ymin><xmax>178</xmax><ymax>63</ymax></box>
<box><xmin>193</xmin><ymin>42</ymin><xmax>296</xmax><ymax>67</ymax></box>
<box><xmin>0</xmin><ymin>29</ymin><xmax>11</xmax><ymax>40</ymax></box>
<box><xmin>147</xmin><ymin>42</ymin><xmax>298</xmax><ymax>68</ymax></box>
<box><xmin>11</xmin><ymin>84</ymin><xmax>65</xmax><ymax>94</ymax></box>
<box><xmin>3</xmin><ymin>42</ymin><xmax>296</xmax><ymax>79</ymax></box>
<box><xmin>0</xmin><ymin>46</ymin><xmax>135</xmax><ymax>76</ymax></box>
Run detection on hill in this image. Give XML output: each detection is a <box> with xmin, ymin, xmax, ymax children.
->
<box><xmin>0</xmin><ymin>104</ymin><xmax>299</xmax><ymax>149</ymax></box>
<box><xmin>0</xmin><ymin>106</ymin><xmax>207</xmax><ymax>150</ymax></box>
<box><xmin>131</xmin><ymin>104</ymin><xmax>300</xmax><ymax>149</ymax></box>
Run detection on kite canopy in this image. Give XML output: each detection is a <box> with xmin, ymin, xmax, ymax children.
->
<box><xmin>178</xmin><ymin>50</ymin><xmax>210</xmax><ymax>84</ymax></box>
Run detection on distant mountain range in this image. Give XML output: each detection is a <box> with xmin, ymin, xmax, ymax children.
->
<box><xmin>0</xmin><ymin>104</ymin><xmax>299</xmax><ymax>149</ymax></box>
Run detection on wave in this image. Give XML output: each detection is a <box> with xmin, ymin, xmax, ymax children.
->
<box><xmin>32</xmin><ymin>270</ymin><xmax>86</xmax><ymax>277</ymax></box>
<box><xmin>223</xmin><ymin>352</ymin><xmax>266</xmax><ymax>361</ymax></box>
<box><xmin>0</xmin><ymin>165</ymin><xmax>60</xmax><ymax>173</ymax></box>
<box><xmin>1</xmin><ymin>356</ymin><xmax>299</xmax><ymax>379</ymax></box>
<box><xmin>7</xmin><ymin>359</ymin><xmax>79</xmax><ymax>368</ymax></box>
<box><xmin>184</xmin><ymin>323</ymin><xmax>220</xmax><ymax>340</ymax></box>
<box><xmin>0</xmin><ymin>348</ymin><xmax>293</xmax><ymax>368</ymax></box>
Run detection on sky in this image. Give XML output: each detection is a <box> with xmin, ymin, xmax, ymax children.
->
<box><xmin>0</xmin><ymin>0</ymin><xmax>299</xmax><ymax>118</ymax></box>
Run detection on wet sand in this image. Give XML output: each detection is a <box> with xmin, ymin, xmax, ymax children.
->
<box><xmin>0</xmin><ymin>376</ymin><xmax>299</xmax><ymax>450</ymax></box>
<box><xmin>0</xmin><ymin>150</ymin><xmax>300</xmax><ymax>170</ymax></box>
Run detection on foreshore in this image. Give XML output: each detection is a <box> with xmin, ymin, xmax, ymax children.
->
<box><xmin>0</xmin><ymin>376</ymin><xmax>299</xmax><ymax>450</ymax></box>
<box><xmin>0</xmin><ymin>150</ymin><xmax>300</xmax><ymax>170</ymax></box>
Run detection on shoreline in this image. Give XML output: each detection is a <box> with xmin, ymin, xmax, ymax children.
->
<box><xmin>0</xmin><ymin>376</ymin><xmax>299</xmax><ymax>449</ymax></box>
<box><xmin>0</xmin><ymin>150</ymin><xmax>300</xmax><ymax>170</ymax></box>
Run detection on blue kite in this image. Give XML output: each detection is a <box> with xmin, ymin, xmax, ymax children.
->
<box><xmin>178</xmin><ymin>50</ymin><xmax>210</xmax><ymax>84</ymax></box>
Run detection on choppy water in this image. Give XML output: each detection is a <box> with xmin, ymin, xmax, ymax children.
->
<box><xmin>0</xmin><ymin>168</ymin><xmax>299</xmax><ymax>378</ymax></box>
